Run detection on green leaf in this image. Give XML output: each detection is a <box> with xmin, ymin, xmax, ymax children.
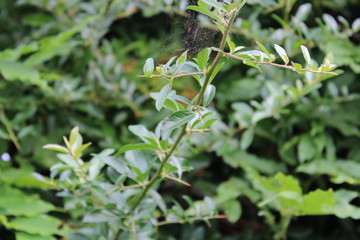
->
<box><xmin>202</xmin><ymin>118</ymin><xmax>217</xmax><ymax>129</ymax></box>
<box><xmin>176</xmin><ymin>50</ymin><xmax>188</xmax><ymax>65</ymax></box>
<box><xmin>118</xmin><ymin>143</ymin><xmax>159</xmax><ymax>154</ymax></box>
<box><xmin>240</xmin><ymin>128</ymin><xmax>254</xmax><ymax>150</ymax></box>
<box><xmin>164</xmin><ymin>163</ymin><xmax>178</xmax><ymax>174</ymax></box>
<box><xmin>298</xmin><ymin>135</ymin><xmax>317</xmax><ymax>163</ymax></box>
<box><xmin>227</xmin><ymin>39</ymin><xmax>236</xmax><ymax>53</ymax></box>
<box><xmin>201</xmin><ymin>0</ymin><xmax>226</xmax><ymax>11</ymax></box>
<box><xmin>225</xmin><ymin>199</ymin><xmax>242</xmax><ymax>223</ymax></box>
<box><xmin>210</xmin><ymin>62</ymin><xmax>225</xmax><ymax>82</ymax></box>
<box><xmin>291</xmin><ymin>61</ymin><xmax>305</xmax><ymax>74</ymax></box>
<box><xmin>323</xmin><ymin>14</ymin><xmax>338</xmax><ymax>33</ymax></box>
<box><xmin>223</xmin><ymin>150</ymin><xmax>285</xmax><ymax>174</ymax></box>
<box><xmin>42</xmin><ymin>144</ymin><xmax>69</xmax><ymax>154</ymax></box>
<box><xmin>0</xmin><ymin>60</ymin><xmax>47</xmax><ymax>89</ymax></box>
<box><xmin>143</xmin><ymin>58</ymin><xmax>154</xmax><ymax>77</ymax></box>
<box><xmin>333</xmin><ymin>190</ymin><xmax>360</xmax><ymax>219</ymax></box>
<box><xmin>150</xmin><ymin>190</ymin><xmax>167</xmax><ymax>214</ymax></box>
<box><xmin>8</xmin><ymin>215</ymin><xmax>61</xmax><ymax>236</ymax></box>
<box><xmin>83</xmin><ymin>209</ymin><xmax>124</xmax><ymax>223</ymax></box>
<box><xmin>254</xmin><ymin>172</ymin><xmax>303</xmax><ymax>212</ymax></box>
<box><xmin>128</xmin><ymin>125</ymin><xmax>153</xmax><ymax>143</ymax></box>
<box><xmin>301</xmin><ymin>189</ymin><xmax>335</xmax><ymax>215</ymax></box>
<box><xmin>300</xmin><ymin>45</ymin><xmax>312</xmax><ymax>66</ymax></box>
<box><xmin>167</xmin><ymin>98</ymin><xmax>179</xmax><ymax>111</ymax></box>
<box><xmin>196</xmin><ymin>48</ymin><xmax>211</xmax><ymax>71</ymax></box>
<box><xmin>163</xmin><ymin>110</ymin><xmax>196</xmax><ymax>132</ymax></box>
<box><xmin>352</xmin><ymin>18</ymin><xmax>360</xmax><ymax>32</ymax></box>
<box><xmin>56</xmin><ymin>153</ymin><xmax>78</xmax><ymax>168</ymax></box>
<box><xmin>187</xmin><ymin>2</ymin><xmax>219</xmax><ymax>21</ymax></box>
<box><xmin>0</xmin><ymin>169</ymin><xmax>52</xmax><ymax>189</ymax></box>
<box><xmin>88</xmin><ymin>156</ymin><xmax>105</xmax><ymax>181</ymax></box>
<box><xmin>16</xmin><ymin>233</ymin><xmax>56</xmax><ymax>240</ymax></box>
<box><xmin>256</xmin><ymin>41</ymin><xmax>271</xmax><ymax>59</ymax></box>
<box><xmin>204</xmin><ymin>196</ymin><xmax>216</xmax><ymax>215</ymax></box>
<box><xmin>295</xmin><ymin>3</ymin><xmax>312</xmax><ymax>21</ymax></box>
<box><xmin>102</xmin><ymin>156</ymin><xmax>136</xmax><ymax>180</ymax></box>
<box><xmin>203</xmin><ymin>84</ymin><xmax>216</xmax><ymax>107</ymax></box>
<box><xmin>0</xmin><ymin>185</ymin><xmax>55</xmax><ymax>216</ymax></box>
<box><xmin>74</xmin><ymin>142</ymin><xmax>92</xmax><ymax>156</ymax></box>
<box><xmin>0</xmin><ymin>42</ymin><xmax>38</xmax><ymax>61</ymax></box>
<box><xmin>151</xmin><ymin>84</ymin><xmax>172</xmax><ymax>111</ymax></box>
<box><xmin>243</xmin><ymin>59</ymin><xmax>261</xmax><ymax>72</ymax></box>
<box><xmin>274</xmin><ymin>44</ymin><xmax>289</xmax><ymax>65</ymax></box>
<box><xmin>24</xmin><ymin>20</ymin><xmax>89</xmax><ymax>66</ymax></box>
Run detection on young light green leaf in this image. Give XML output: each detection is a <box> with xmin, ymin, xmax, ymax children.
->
<box><xmin>300</xmin><ymin>45</ymin><xmax>312</xmax><ymax>66</ymax></box>
<box><xmin>74</xmin><ymin>142</ymin><xmax>92</xmax><ymax>156</ymax></box>
<box><xmin>163</xmin><ymin>110</ymin><xmax>196</xmax><ymax>132</ymax></box>
<box><xmin>143</xmin><ymin>58</ymin><xmax>154</xmax><ymax>77</ymax></box>
<box><xmin>274</xmin><ymin>44</ymin><xmax>289</xmax><ymax>65</ymax></box>
<box><xmin>203</xmin><ymin>84</ymin><xmax>216</xmax><ymax>107</ymax></box>
<box><xmin>176</xmin><ymin>50</ymin><xmax>188</xmax><ymax>65</ymax></box>
<box><xmin>43</xmin><ymin>144</ymin><xmax>69</xmax><ymax>154</ymax></box>
<box><xmin>227</xmin><ymin>38</ymin><xmax>236</xmax><ymax>53</ymax></box>
<box><xmin>69</xmin><ymin>126</ymin><xmax>79</xmax><ymax>146</ymax></box>
<box><xmin>256</xmin><ymin>41</ymin><xmax>271</xmax><ymax>59</ymax></box>
<box><xmin>291</xmin><ymin>61</ymin><xmax>305</xmax><ymax>74</ymax></box>
<box><xmin>243</xmin><ymin>59</ymin><xmax>261</xmax><ymax>72</ymax></box>
<box><xmin>301</xmin><ymin>189</ymin><xmax>335</xmax><ymax>215</ymax></box>
<box><xmin>233</xmin><ymin>46</ymin><xmax>245</xmax><ymax>54</ymax></box>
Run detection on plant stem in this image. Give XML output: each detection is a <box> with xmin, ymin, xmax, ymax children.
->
<box><xmin>195</xmin><ymin>12</ymin><xmax>238</xmax><ymax>106</ymax></box>
<box><xmin>0</xmin><ymin>108</ymin><xmax>22</xmax><ymax>151</ymax></box>
<box><xmin>156</xmin><ymin>215</ymin><xmax>227</xmax><ymax>226</ymax></box>
<box><xmin>128</xmin><ymin>4</ymin><xmax>240</xmax><ymax>218</ymax></box>
<box><xmin>223</xmin><ymin>52</ymin><xmax>337</xmax><ymax>75</ymax></box>
<box><xmin>129</xmin><ymin>125</ymin><xmax>187</xmax><ymax>213</ymax></box>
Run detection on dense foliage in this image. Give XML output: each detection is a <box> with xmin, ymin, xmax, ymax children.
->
<box><xmin>1</xmin><ymin>0</ymin><xmax>360</xmax><ymax>239</ymax></box>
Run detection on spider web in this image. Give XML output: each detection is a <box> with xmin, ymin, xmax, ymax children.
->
<box><xmin>160</xmin><ymin>0</ymin><xmax>221</xmax><ymax>59</ymax></box>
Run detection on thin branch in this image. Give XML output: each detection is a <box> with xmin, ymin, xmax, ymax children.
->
<box><xmin>0</xmin><ymin>109</ymin><xmax>22</xmax><ymax>151</ymax></box>
<box><xmin>129</xmin><ymin>125</ymin><xmax>187</xmax><ymax>213</ymax></box>
<box><xmin>164</xmin><ymin>175</ymin><xmax>191</xmax><ymax>187</ymax></box>
<box><xmin>156</xmin><ymin>215</ymin><xmax>227</xmax><ymax>227</ymax></box>
<box><xmin>224</xmin><ymin>52</ymin><xmax>338</xmax><ymax>75</ymax></box>
<box><xmin>138</xmin><ymin>71</ymin><xmax>208</xmax><ymax>79</ymax></box>
<box><xmin>103</xmin><ymin>182</ymin><xmax>148</xmax><ymax>196</ymax></box>
<box><xmin>186</xmin><ymin>128</ymin><xmax>211</xmax><ymax>133</ymax></box>
<box><xmin>194</xmin><ymin>10</ymin><xmax>239</xmax><ymax>106</ymax></box>
<box><xmin>128</xmin><ymin>8</ymin><xmax>241</xmax><ymax>215</ymax></box>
